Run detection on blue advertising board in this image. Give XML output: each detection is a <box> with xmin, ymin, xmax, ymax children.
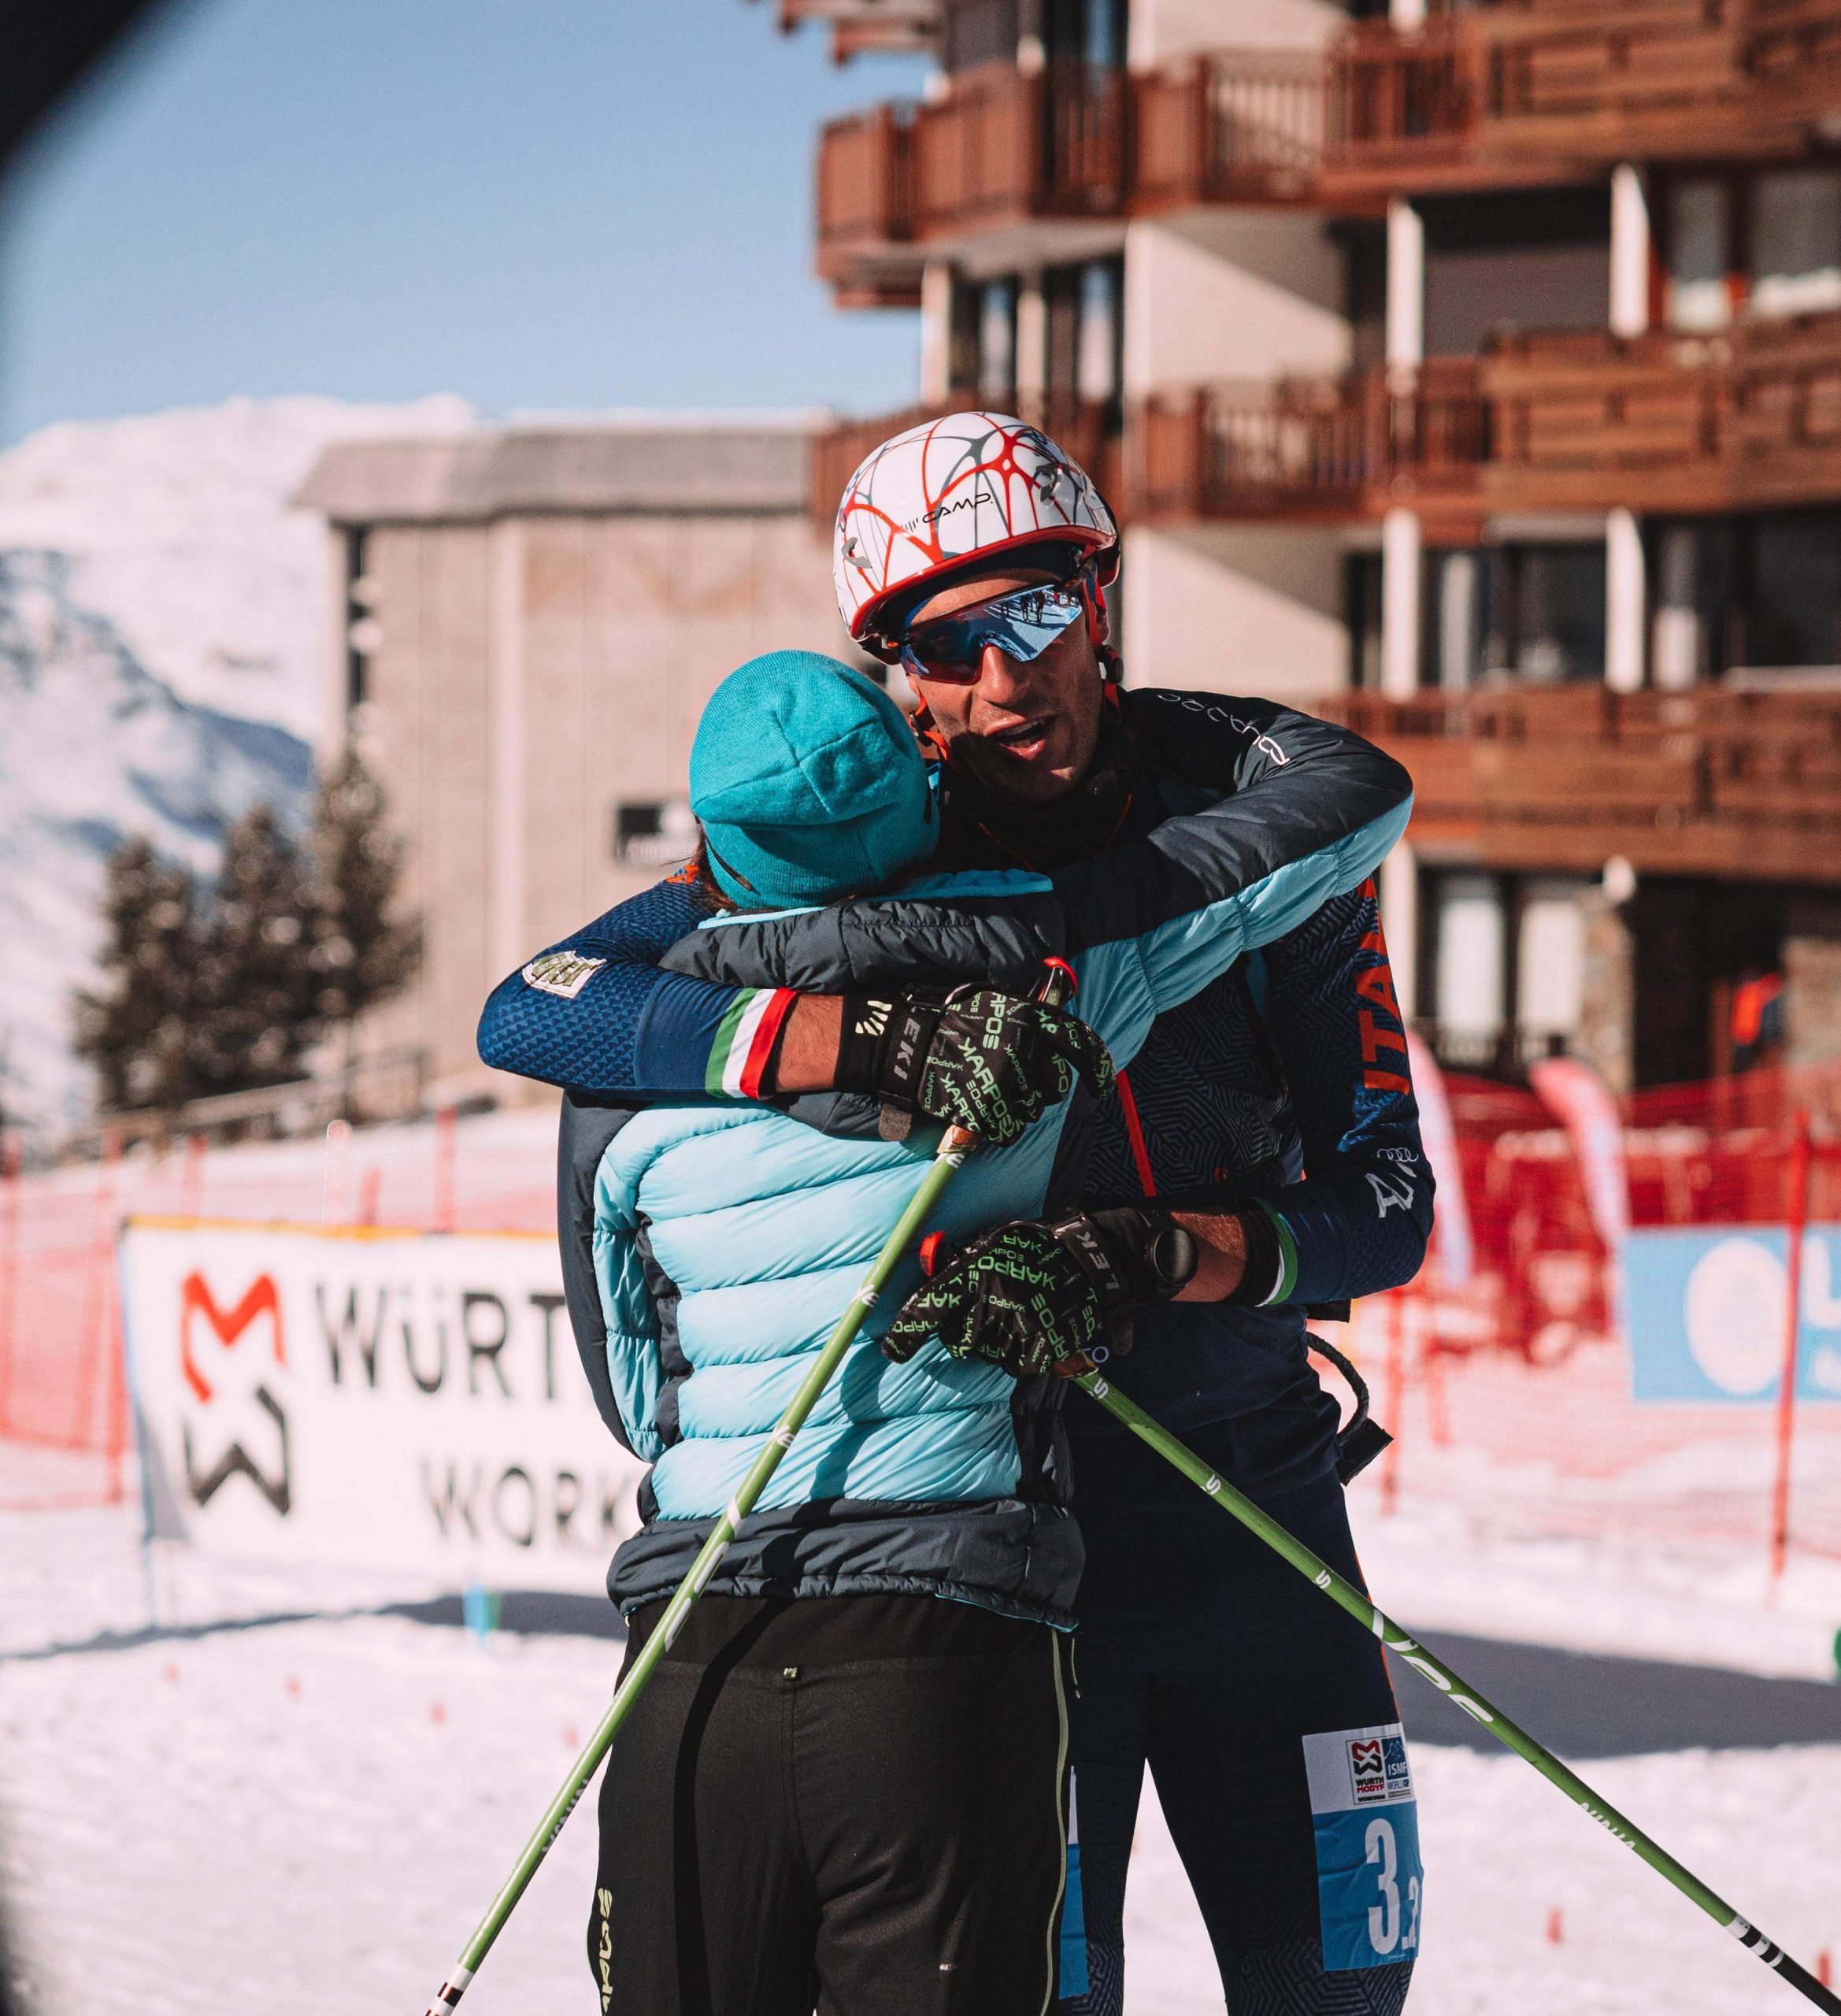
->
<box><xmin>1623</xmin><ymin>1225</ymin><xmax>1841</xmax><ymax>1403</ymax></box>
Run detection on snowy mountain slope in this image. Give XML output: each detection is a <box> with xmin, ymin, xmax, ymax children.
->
<box><xmin>0</xmin><ymin>552</ymin><xmax>314</xmax><ymax>1136</ymax></box>
<box><xmin>0</xmin><ymin>395</ymin><xmax>474</xmax><ymax>741</ymax></box>
<box><xmin>0</xmin><ymin>395</ymin><xmax>480</xmax><ymax>1140</ymax></box>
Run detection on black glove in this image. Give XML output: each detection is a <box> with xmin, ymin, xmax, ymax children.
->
<box><xmin>883</xmin><ymin>1207</ymin><xmax>1198</xmax><ymax>1377</ymax></box>
<box><xmin>835</xmin><ymin>987</ymin><xmax>1115</xmax><ymax>1147</ymax></box>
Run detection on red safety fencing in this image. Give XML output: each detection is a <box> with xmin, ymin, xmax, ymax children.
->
<box><xmin>4</xmin><ymin>1071</ymin><xmax>1841</xmax><ymax>1577</ymax></box>
<box><xmin>0</xmin><ymin>1106</ymin><xmax>559</xmax><ymax>1512</ymax></box>
<box><xmin>1358</xmin><ymin>1060</ymin><xmax>1841</xmax><ymax>1570</ymax></box>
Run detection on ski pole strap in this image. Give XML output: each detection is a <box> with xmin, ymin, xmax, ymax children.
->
<box><xmin>1070</xmin><ymin>1369</ymin><xmax>1841</xmax><ymax>2016</ymax></box>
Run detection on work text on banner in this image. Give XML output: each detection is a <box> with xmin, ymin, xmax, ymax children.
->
<box><xmin>120</xmin><ymin>1219</ymin><xmax>644</xmax><ymax>1593</ymax></box>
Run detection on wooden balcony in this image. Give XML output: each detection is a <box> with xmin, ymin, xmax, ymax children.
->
<box><xmin>1132</xmin><ymin>50</ymin><xmax>1325</xmax><ymax>210</ymax></box>
<box><xmin>765</xmin><ymin>1</ymin><xmax>939</xmax><ymax>61</ymax></box>
<box><xmin>1321</xmin><ymin>684</ymin><xmax>1841</xmax><ymax>883</ymax></box>
<box><xmin>1132</xmin><ymin>308</ymin><xmax>1841</xmax><ymax>524</ymax></box>
<box><xmin>809</xmin><ymin>397</ymin><xmax>1122</xmax><ymax>534</ymax></box>
<box><xmin>1318</xmin><ymin>0</ymin><xmax>1835</xmax><ymax>201</ymax></box>
<box><xmin>912</xmin><ymin>60</ymin><xmax>1128</xmax><ymax>241</ymax></box>
<box><xmin>1129</xmin><ymin>361</ymin><xmax>1489</xmax><ymax>527</ymax></box>
<box><xmin>1484</xmin><ymin>309</ymin><xmax>1841</xmax><ymax>512</ymax></box>
<box><xmin>815</xmin><ymin>102</ymin><xmax>920</xmax><ymax>307</ymax></box>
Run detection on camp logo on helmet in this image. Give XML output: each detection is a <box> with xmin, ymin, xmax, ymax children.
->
<box><xmin>901</xmin><ymin>487</ymin><xmax>996</xmax><ymax>534</ymax></box>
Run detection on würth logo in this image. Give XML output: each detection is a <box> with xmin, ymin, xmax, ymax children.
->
<box><xmin>179</xmin><ymin>1272</ymin><xmax>291</xmax><ymax>1517</ymax></box>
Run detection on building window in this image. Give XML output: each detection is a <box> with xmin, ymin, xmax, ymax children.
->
<box><xmin>977</xmin><ymin>279</ymin><xmax>1017</xmax><ymax>406</ymax></box>
<box><xmin>344</xmin><ymin>527</ymin><xmax>378</xmax><ymax>713</ymax></box>
<box><xmin>614</xmin><ymin>800</ymin><xmax>698</xmax><ymax>870</ymax></box>
<box><xmin>950</xmin><ymin>274</ymin><xmax>1019</xmax><ymax>404</ymax></box>
<box><xmin>1491</xmin><ymin>544</ymin><xmax>1606</xmax><ymax>684</ymax></box>
<box><xmin>1420</xmin><ymin>543</ymin><xmax>1604</xmax><ymax>687</ymax></box>
<box><xmin>1431</xmin><ymin>873</ymin><xmax>1507</xmax><ymax>1070</ymax></box>
<box><xmin>1750</xmin><ymin>168</ymin><xmax>1841</xmax><ymax>321</ymax></box>
<box><xmin>1746</xmin><ymin>511</ymin><xmax>1841</xmax><ymax>669</ymax></box>
<box><xmin>1654</xmin><ymin>510</ymin><xmax>1841</xmax><ymax>676</ymax></box>
<box><xmin>1044</xmin><ymin>256</ymin><xmax>1122</xmax><ymax>411</ymax></box>
<box><xmin>1517</xmin><ymin>880</ymin><xmax>1589</xmax><ymax>1064</ymax></box>
<box><xmin>1044</xmin><ymin>0</ymin><xmax>1125</xmax><ymax>69</ymax></box>
<box><xmin>1424</xmin><ymin>871</ymin><xmax>1591</xmax><ymax>1073</ymax></box>
<box><xmin>1665</xmin><ymin>176</ymin><xmax>1733</xmax><ymax>331</ymax></box>
<box><xmin>1426</xmin><ymin>548</ymin><xmax>1487</xmax><ymax>689</ymax></box>
<box><xmin>1346</xmin><ymin>552</ymin><xmax>1384</xmax><ymax>689</ymax></box>
<box><xmin>943</xmin><ymin>0</ymin><xmax>1018</xmax><ymax>72</ymax></box>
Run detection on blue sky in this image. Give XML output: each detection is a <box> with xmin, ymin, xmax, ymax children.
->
<box><xmin>0</xmin><ymin>0</ymin><xmax>925</xmax><ymax>443</ymax></box>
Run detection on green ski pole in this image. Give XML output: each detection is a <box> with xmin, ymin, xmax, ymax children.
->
<box><xmin>421</xmin><ymin>961</ymin><xmax>1075</xmax><ymax>2015</ymax></box>
<box><xmin>1071</xmin><ymin>1368</ymin><xmax>1841</xmax><ymax>2016</ymax></box>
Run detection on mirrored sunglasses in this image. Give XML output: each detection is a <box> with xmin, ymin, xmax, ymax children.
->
<box><xmin>898</xmin><ymin>577</ymin><xmax>1089</xmax><ymax>687</ymax></box>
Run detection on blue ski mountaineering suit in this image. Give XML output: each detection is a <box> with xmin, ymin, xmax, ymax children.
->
<box><xmin>478</xmin><ymin>690</ymin><xmax>1432</xmax><ymax>2012</ymax></box>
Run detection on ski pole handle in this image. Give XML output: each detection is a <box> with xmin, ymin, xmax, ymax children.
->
<box><xmin>1073</xmin><ymin>1369</ymin><xmax>1841</xmax><ymax>2016</ymax></box>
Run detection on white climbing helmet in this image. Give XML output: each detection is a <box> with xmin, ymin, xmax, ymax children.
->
<box><xmin>832</xmin><ymin>410</ymin><xmax>1119</xmax><ymax>651</ymax></box>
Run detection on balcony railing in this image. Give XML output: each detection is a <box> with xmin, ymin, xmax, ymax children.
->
<box><xmin>1132</xmin><ymin>50</ymin><xmax>1324</xmax><ymax>209</ymax></box>
<box><xmin>912</xmin><ymin>60</ymin><xmax>1127</xmax><ymax>238</ymax></box>
<box><xmin>1484</xmin><ymin>309</ymin><xmax>1841</xmax><ymax>512</ymax></box>
<box><xmin>809</xmin><ymin>397</ymin><xmax>1122</xmax><ymax>533</ymax></box>
<box><xmin>1319</xmin><ymin>684</ymin><xmax>1841</xmax><ymax>883</ymax></box>
<box><xmin>1318</xmin><ymin>0</ymin><xmax>1821</xmax><ymax>197</ymax></box>
<box><xmin>815</xmin><ymin>101</ymin><xmax>919</xmax><ymax>306</ymax></box>
<box><xmin>1131</xmin><ymin>309</ymin><xmax>1841</xmax><ymax>524</ymax></box>
<box><xmin>1131</xmin><ymin>360</ymin><xmax>1489</xmax><ymax>523</ymax></box>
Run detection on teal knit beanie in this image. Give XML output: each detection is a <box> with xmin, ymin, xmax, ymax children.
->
<box><xmin>689</xmin><ymin>651</ymin><xmax>934</xmax><ymax>909</ymax></box>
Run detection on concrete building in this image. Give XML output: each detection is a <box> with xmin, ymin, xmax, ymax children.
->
<box><xmin>297</xmin><ymin>421</ymin><xmax>850</xmax><ymax>1102</ymax></box>
<box><xmin>795</xmin><ymin>0</ymin><xmax>1841</xmax><ymax>1088</ymax></box>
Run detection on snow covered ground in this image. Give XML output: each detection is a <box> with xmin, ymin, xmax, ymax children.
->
<box><xmin>2</xmin><ymin>1498</ymin><xmax>1837</xmax><ymax>2016</ymax></box>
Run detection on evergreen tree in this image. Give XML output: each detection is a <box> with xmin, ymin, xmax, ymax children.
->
<box><xmin>72</xmin><ymin>839</ymin><xmax>200</xmax><ymax>1110</ymax></box>
<box><xmin>310</xmin><ymin>740</ymin><xmax>420</xmax><ymax>1057</ymax></box>
<box><xmin>189</xmin><ymin>806</ymin><xmax>322</xmax><ymax>1096</ymax></box>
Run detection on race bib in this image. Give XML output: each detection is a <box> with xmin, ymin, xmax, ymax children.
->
<box><xmin>1302</xmin><ymin>1723</ymin><xmax>1423</xmax><ymax>1971</ymax></box>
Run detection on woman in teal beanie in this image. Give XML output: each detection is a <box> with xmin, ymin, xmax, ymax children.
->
<box><xmin>573</xmin><ymin>648</ymin><xmax>1409</xmax><ymax>2015</ymax></box>
<box><xmin>688</xmin><ymin>648</ymin><xmax>936</xmax><ymax>908</ymax></box>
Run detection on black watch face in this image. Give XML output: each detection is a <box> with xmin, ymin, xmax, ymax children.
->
<box><xmin>1150</xmin><ymin>1224</ymin><xmax>1198</xmax><ymax>1291</ymax></box>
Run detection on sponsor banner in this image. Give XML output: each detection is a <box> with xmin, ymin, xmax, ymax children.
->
<box><xmin>1624</xmin><ymin>1225</ymin><xmax>1841</xmax><ymax>1404</ymax></box>
<box><xmin>120</xmin><ymin>1218</ymin><xmax>646</xmax><ymax>1592</ymax></box>
<box><xmin>1302</xmin><ymin>1723</ymin><xmax>1421</xmax><ymax>1971</ymax></box>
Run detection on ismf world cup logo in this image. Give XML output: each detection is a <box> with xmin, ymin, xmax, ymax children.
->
<box><xmin>179</xmin><ymin>1271</ymin><xmax>291</xmax><ymax>1516</ymax></box>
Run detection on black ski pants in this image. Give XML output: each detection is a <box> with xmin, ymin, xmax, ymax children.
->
<box><xmin>588</xmin><ymin>1592</ymin><xmax>1071</xmax><ymax>2016</ymax></box>
<box><xmin>1057</xmin><ymin>1443</ymin><xmax>1416</xmax><ymax>2016</ymax></box>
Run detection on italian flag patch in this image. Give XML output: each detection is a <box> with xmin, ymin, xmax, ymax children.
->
<box><xmin>705</xmin><ymin>988</ymin><xmax>796</xmax><ymax>1099</ymax></box>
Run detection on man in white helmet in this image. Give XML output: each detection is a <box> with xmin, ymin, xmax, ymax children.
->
<box><xmin>481</xmin><ymin>413</ymin><xmax>1432</xmax><ymax>2015</ymax></box>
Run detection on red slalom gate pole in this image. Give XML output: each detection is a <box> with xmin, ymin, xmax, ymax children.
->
<box><xmin>1769</xmin><ymin>1109</ymin><xmax>1813</xmax><ymax>1587</ymax></box>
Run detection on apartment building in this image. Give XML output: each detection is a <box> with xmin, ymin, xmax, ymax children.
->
<box><xmin>788</xmin><ymin>0</ymin><xmax>1841</xmax><ymax>1088</ymax></box>
<box><xmin>297</xmin><ymin>421</ymin><xmax>848</xmax><ymax>1099</ymax></box>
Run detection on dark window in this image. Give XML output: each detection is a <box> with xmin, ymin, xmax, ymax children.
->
<box><xmin>943</xmin><ymin>0</ymin><xmax>1018</xmax><ymax>72</ymax></box>
<box><xmin>1336</xmin><ymin>220</ymin><xmax>1387</xmax><ymax>373</ymax></box>
<box><xmin>1345</xmin><ymin>552</ymin><xmax>1384</xmax><ymax>690</ymax></box>
<box><xmin>947</xmin><ymin>276</ymin><xmax>983</xmax><ymax>395</ymax></box>
<box><xmin>1421</xmin><ymin>188</ymin><xmax>1612</xmax><ymax>355</ymax></box>
<box><xmin>1420</xmin><ymin>543</ymin><xmax>1604</xmax><ymax>685</ymax></box>
<box><xmin>1651</xmin><ymin>510</ymin><xmax>1841</xmax><ymax>676</ymax></box>
<box><xmin>613</xmin><ymin>801</ymin><xmax>698</xmax><ymax>870</ymax></box>
<box><xmin>1044</xmin><ymin>0</ymin><xmax>1126</xmax><ymax>67</ymax></box>
<box><xmin>1043</xmin><ymin>255</ymin><xmax>1122</xmax><ymax>409</ymax></box>
<box><xmin>1486</xmin><ymin>543</ymin><xmax>1605</xmax><ymax>684</ymax></box>
<box><xmin>1746</xmin><ymin>511</ymin><xmax>1841</xmax><ymax>668</ymax></box>
<box><xmin>343</xmin><ymin>527</ymin><xmax>372</xmax><ymax>712</ymax></box>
